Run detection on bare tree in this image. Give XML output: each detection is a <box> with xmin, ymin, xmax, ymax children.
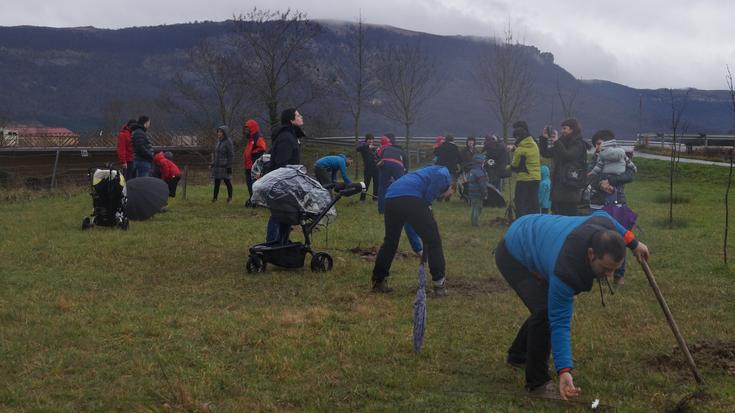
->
<box><xmin>374</xmin><ymin>43</ymin><xmax>440</xmax><ymax>151</ymax></box>
<box><xmin>334</xmin><ymin>13</ymin><xmax>377</xmax><ymax>144</ymax></box>
<box><xmin>233</xmin><ymin>8</ymin><xmax>322</xmax><ymax>131</ymax></box>
<box><xmin>667</xmin><ymin>88</ymin><xmax>690</xmax><ymax>227</ymax></box>
<box><xmin>556</xmin><ymin>75</ymin><xmax>580</xmax><ymax>119</ymax></box>
<box><xmin>100</xmin><ymin>98</ymin><xmax>128</xmax><ymax>137</ymax></box>
<box><xmin>724</xmin><ymin>66</ymin><xmax>735</xmax><ymax>264</ymax></box>
<box><xmin>476</xmin><ymin>27</ymin><xmax>535</xmax><ymax>143</ymax></box>
<box><xmin>167</xmin><ymin>37</ymin><xmax>248</xmax><ymax>142</ymax></box>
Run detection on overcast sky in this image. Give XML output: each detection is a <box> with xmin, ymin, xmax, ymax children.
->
<box><xmin>2</xmin><ymin>0</ymin><xmax>733</xmax><ymax>90</ymax></box>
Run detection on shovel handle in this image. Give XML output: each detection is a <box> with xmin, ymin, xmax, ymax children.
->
<box><xmin>639</xmin><ymin>260</ymin><xmax>705</xmax><ymax>384</ymax></box>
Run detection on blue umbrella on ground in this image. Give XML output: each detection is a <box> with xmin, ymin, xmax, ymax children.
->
<box><xmin>413</xmin><ymin>260</ymin><xmax>428</xmax><ymax>353</ymax></box>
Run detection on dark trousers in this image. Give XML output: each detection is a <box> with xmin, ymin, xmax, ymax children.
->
<box><xmin>167</xmin><ymin>176</ymin><xmax>180</xmax><ymax>197</ymax></box>
<box><xmin>495</xmin><ymin>240</ymin><xmax>551</xmax><ymax>389</ymax></box>
<box><xmin>378</xmin><ymin>163</ymin><xmax>405</xmax><ymax>214</ymax></box>
<box><xmin>124</xmin><ymin>161</ymin><xmax>136</xmax><ymax>181</ymax></box>
<box><xmin>552</xmin><ymin>200</ymin><xmax>577</xmax><ymax>216</ymax></box>
<box><xmin>213</xmin><ymin>178</ymin><xmax>233</xmax><ymax>200</ymax></box>
<box><xmin>360</xmin><ymin>167</ymin><xmax>379</xmax><ymax>201</ymax></box>
<box><xmin>314</xmin><ymin>166</ymin><xmax>332</xmax><ymax>186</ymax></box>
<box><xmin>245</xmin><ymin>169</ymin><xmax>254</xmax><ymax>199</ymax></box>
<box><xmin>266</xmin><ymin>216</ymin><xmax>291</xmax><ymax>244</ymax></box>
<box><xmin>514</xmin><ymin>180</ymin><xmax>540</xmax><ymax>217</ymax></box>
<box><xmin>373</xmin><ymin>196</ymin><xmax>445</xmax><ymax>282</ymax></box>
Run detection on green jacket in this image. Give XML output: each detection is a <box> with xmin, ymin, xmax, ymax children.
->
<box><xmin>510</xmin><ymin>136</ymin><xmax>541</xmax><ymax>181</ymax></box>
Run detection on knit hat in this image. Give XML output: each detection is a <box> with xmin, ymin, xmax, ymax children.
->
<box><xmin>512</xmin><ymin>120</ymin><xmax>530</xmax><ymax>137</ymax></box>
<box><xmin>434</xmin><ymin>136</ymin><xmax>445</xmax><ymax>149</ymax></box>
<box><xmin>164</xmin><ymin>151</ymin><xmax>174</xmax><ymax>160</ymax></box>
<box><xmin>281</xmin><ymin>108</ymin><xmax>297</xmax><ymax>125</ymax></box>
<box><xmin>591</xmin><ymin>129</ymin><xmax>615</xmax><ymax>144</ymax></box>
<box><xmin>380</xmin><ymin>136</ymin><xmax>391</xmax><ymax>146</ymax></box>
<box><xmin>137</xmin><ymin>115</ymin><xmax>150</xmax><ymax>126</ymax></box>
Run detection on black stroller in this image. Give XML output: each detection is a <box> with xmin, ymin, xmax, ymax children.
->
<box><xmin>82</xmin><ymin>165</ymin><xmax>129</xmax><ymax>230</ymax></box>
<box><xmin>247</xmin><ymin>166</ymin><xmax>364</xmax><ymax>273</ymax></box>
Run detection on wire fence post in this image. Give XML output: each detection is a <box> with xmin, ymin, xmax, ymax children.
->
<box><xmin>50</xmin><ymin>148</ymin><xmax>60</xmax><ymax>189</ymax></box>
<box><xmin>182</xmin><ymin>165</ymin><xmax>189</xmax><ymax>200</ymax></box>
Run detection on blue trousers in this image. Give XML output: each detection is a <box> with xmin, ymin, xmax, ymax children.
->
<box><xmin>134</xmin><ymin>160</ymin><xmax>151</xmax><ymax>178</ymax></box>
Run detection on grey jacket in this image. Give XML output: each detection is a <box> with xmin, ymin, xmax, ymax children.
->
<box><xmin>212</xmin><ymin>137</ymin><xmax>234</xmax><ymax>180</ymax></box>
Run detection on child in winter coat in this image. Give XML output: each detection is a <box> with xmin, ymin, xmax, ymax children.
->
<box><xmin>468</xmin><ymin>154</ymin><xmax>489</xmax><ymax>226</ymax></box>
<box><xmin>539</xmin><ymin>165</ymin><xmax>551</xmax><ymax>213</ymax></box>
<box><xmin>153</xmin><ymin>151</ymin><xmax>182</xmax><ymax>197</ymax></box>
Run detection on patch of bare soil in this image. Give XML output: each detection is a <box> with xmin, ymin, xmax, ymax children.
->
<box><xmin>487</xmin><ymin>217</ymin><xmax>512</xmax><ymax>227</ymax></box>
<box><xmin>348</xmin><ymin>245</ymin><xmax>413</xmax><ymax>261</ymax></box>
<box><xmin>449</xmin><ymin>277</ymin><xmax>508</xmax><ymax>296</ymax></box>
<box><xmin>652</xmin><ymin>341</ymin><xmax>735</xmax><ymax>377</ymax></box>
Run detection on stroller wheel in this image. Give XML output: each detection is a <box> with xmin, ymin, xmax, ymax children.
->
<box><xmin>82</xmin><ymin>217</ymin><xmax>92</xmax><ymax>230</ymax></box>
<box><xmin>310</xmin><ymin>252</ymin><xmax>333</xmax><ymax>272</ymax></box>
<box><xmin>246</xmin><ymin>255</ymin><xmax>266</xmax><ymax>274</ymax></box>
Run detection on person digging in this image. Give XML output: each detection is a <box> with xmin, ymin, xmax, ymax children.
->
<box><xmin>494</xmin><ymin>211</ymin><xmax>649</xmax><ymax>400</ymax></box>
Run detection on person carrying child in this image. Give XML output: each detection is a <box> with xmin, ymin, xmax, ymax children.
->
<box><xmin>468</xmin><ymin>153</ymin><xmax>489</xmax><ymax>226</ymax></box>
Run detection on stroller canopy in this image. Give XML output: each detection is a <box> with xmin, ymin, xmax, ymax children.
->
<box><xmin>252</xmin><ymin>165</ymin><xmax>336</xmax><ymax>225</ymax></box>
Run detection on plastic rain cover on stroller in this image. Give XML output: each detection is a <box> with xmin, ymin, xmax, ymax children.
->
<box><xmin>251</xmin><ymin>165</ymin><xmax>336</xmax><ymax>225</ymax></box>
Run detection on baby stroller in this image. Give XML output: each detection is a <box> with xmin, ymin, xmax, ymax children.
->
<box><xmin>82</xmin><ymin>165</ymin><xmax>129</xmax><ymax>230</ymax></box>
<box><xmin>247</xmin><ymin>166</ymin><xmax>364</xmax><ymax>273</ymax></box>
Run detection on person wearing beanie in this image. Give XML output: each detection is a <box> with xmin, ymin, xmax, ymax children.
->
<box><xmin>242</xmin><ymin>119</ymin><xmax>267</xmax><ymax>207</ymax></box>
<box><xmin>539</xmin><ymin>118</ymin><xmax>587</xmax><ymax>216</ymax></box>
<box><xmin>131</xmin><ymin>115</ymin><xmax>154</xmax><ymax>178</ymax></box>
<box><xmin>510</xmin><ymin>125</ymin><xmax>541</xmax><ymax>217</ymax></box>
<box><xmin>265</xmin><ymin>108</ymin><xmax>306</xmax><ymax>244</ymax></box>
<box><xmin>211</xmin><ymin>125</ymin><xmax>234</xmax><ymax>203</ymax></box>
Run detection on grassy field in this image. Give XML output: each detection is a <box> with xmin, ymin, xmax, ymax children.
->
<box><xmin>1</xmin><ymin>158</ymin><xmax>735</xmax><ymax>412</ymax></box>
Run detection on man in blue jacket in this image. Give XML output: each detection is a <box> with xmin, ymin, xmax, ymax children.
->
<box><xmin>314</xmin><ymin>154</ymin><xmax>352</xmax><ymax>186</ymax></box>
<box><xmin>495</xmin><ymin>211</ymin><xmax>649</xmax><ymax>399</ymax></box>
<box><xmin>372</xmin><ymin>165</ymin><xmax>454</xmax><ymax>296</ymax></box>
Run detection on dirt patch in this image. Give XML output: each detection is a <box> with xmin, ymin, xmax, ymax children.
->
<box><xmin>487</xmin><ymin>217</ymin><xmax>512</xmax><ymax>227</ymax></box>
<box><xmin>449</xmin><ymin>277</ymin><xmax>508</xmax><ymax>296</ymax></box>
<box><xmin>652</xmin><ymin>340</ymin><xmax>735</xmax><ymax>377</ymax></box>
<box><xmin>348</xmin><ymin>245</ymin><xmax>413</xmax><ymax>261</ymax></box>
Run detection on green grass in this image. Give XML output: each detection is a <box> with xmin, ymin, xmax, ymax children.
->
<box><xmin>1</xmin><ymin>158</ymin><xmax>735</xmax><ymax>412</ymax></box>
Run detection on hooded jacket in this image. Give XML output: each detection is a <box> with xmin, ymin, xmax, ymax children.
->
<box><xmin>271</xmin><ymin>124</ymin><xmax>304</xmax><ymax>169</ymax></box>
<box><xmin>510</xmin><ymin>135</ymin><xmax>541</xmax><ymax>181</ymax></box>
<box><xmin>589</xmin><ymin>139</ymin><xmax>628</xmax><ymax>176</ymax></box>
<box><xmin>243</xmin><ymin>120</ymin><xmax>267</xmax><ymax>170</ymax></box>
<box><xmin>467</xmin><ymin>154</ymin><xmax>489</xmax><ymax>198</ymax></box>
<box><xmin>153</xmin><ymin>152</ymin><xmax>181</xmax><ymax>181</ymax></box>
<box><xmin>356</xmin><ymin>140</ymin><xmax>377</xmax><ymax>170</ymax></box>
<box><xmin>434</xmin><ymin>141</ymin><xmax>461</xmax><ymax>174</ymax></box>
<box><xmin>212</xmin><ymin>126</ymin><xmax>234</xmax><ymax>180</ymax></box>
<box><xmin>116</xmin><ymin>124</ymin><xmax>133</xmax><ymax>165</ymax></box>
<box><xmin>503</xmin><ymin>211</ymin><xmax>639</xmax><ymax>373</ymax></box>
<box><xmin>131</xmin><ymin>124</ymin><xmax>153</xmax><ymax>162</ymax></box>
<box><xmin>385</xmin><ymin>165</ymin><xmax>452</xmax><ymax>205</ymax></box>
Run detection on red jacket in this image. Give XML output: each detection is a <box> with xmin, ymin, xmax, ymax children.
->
<box><xmin>116</xmin><ymin>125</ymin><xmax>133</xmax><ymax>165</ymax></box>
<box><xmin>153</xmin><ymin>152</ymin><xmax>181</xmax><ymax>181</ymax></box>
<box><xmin>242</xmin><ymin>119</ymin><xmax>267</xmax><ymax>169</ymax></box>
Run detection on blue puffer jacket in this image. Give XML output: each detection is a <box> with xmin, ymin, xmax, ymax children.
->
<box><xmin>503</xmin><ymin>211</ymin><xmax>639</xmax><ymax>373</ymax></box>
<box><xmin>386</xmin><ymin>165</ymin><xmax>452</xmax><ymax>205</ymax></box>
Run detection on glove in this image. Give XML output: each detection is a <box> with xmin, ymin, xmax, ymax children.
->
<box><xmin>226</xmin><ymin>168</ymin><xmax>232</xmax><ymax>174</ymax></box>
<box><xmin>486</xmin><ymin>159</ymin><xmax>495</xmax><ymax>167</ymax></box>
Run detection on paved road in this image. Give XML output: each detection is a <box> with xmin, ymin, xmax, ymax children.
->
<box><xmin>634</xmin><ymin>151</ymin><xmax>732</xmax><ymax>168</ymax></box>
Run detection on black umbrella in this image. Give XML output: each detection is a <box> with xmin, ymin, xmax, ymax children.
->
<box><xmin>484</xmin><ymin>183</ymin><xmax>506</xmax><ymax>207</ymax></box>
<box><xmin>126</xmin><ymin>177</ymin><xmax>169</xmax><ymax>221</ymax></box>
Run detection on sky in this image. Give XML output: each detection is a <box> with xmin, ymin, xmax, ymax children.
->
<box><xmin>2</xmin><ymin>0</ymin><xmax>734</xmax><ymax>90</ymax></box>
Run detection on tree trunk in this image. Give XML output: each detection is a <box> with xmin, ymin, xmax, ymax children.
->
<box><xmin>726</xmin><ymin>149</ymin><xmax>733</xmax><ymax>264</ymax></box>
